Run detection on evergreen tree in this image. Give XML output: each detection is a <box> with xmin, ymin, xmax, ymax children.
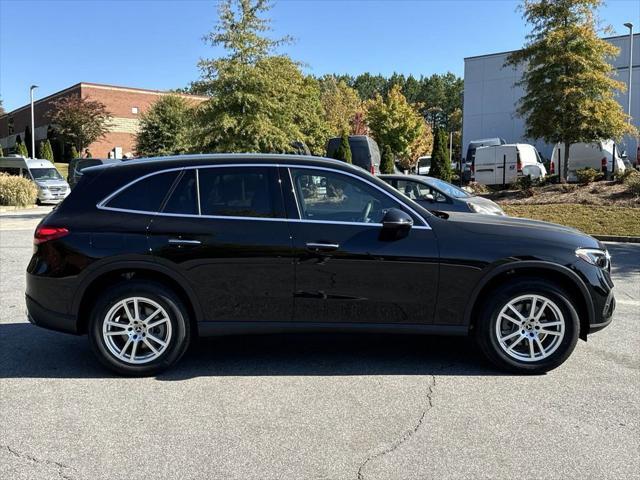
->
<box><xmin>380</xmin><ymin>145</ymin><xmax>395</xmax><ymax>174</ymax></box>
<box><xmin>333</xmin><ymin>132</ymin><xmax>352</xmax><ymax>164</ymax></box>
<box><xmin>16</xmin><ymin>140</ymin><xmax>29</xmax><ymax>157</ymax></box>
<box><xmin>24</xmin><ymin>125</ymin><xmax>33</xmax><ymax>158</ymax></box>
<box><xmin>39</xmin><ymin>140</ymin><xmax>54</xmax><ymax>161</ymax></box>
<box><xmin>429</xmin><ymin>128</ymin><xmax>452</xmax><ymax>182</ymax></box>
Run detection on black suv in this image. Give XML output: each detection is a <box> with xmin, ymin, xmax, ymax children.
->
<box><xmin>26</xmin><ymin>154</ymin><xmax>615</xmax><ymax>376</ymax></box>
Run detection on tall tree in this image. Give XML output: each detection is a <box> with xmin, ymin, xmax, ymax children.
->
<box><xmin>332</xmin><ymin>132</ymin><xmax>352</xmax><ymax>164</ymax></box>
<box><xmin>429</xmin><ymin>128</ymin><xmax>452</xmax><ymax>182</ymax></box>
<box><xmin>318</xmin><ymin>76</ymin><xmax>361</xmax><ymax>137</ymax></box>
<box><xmin>136</xmin><ymin>95</ymin><xmax>195</xmax><ymax>157</ymax></box>
<box><xmin>352</xmin><ymin>73</ymin><xmax>387</xmax><ymax>100</ymax></box>
<box><xmin>24</xmin><ymin>125</ymin><xmax>33</xmax><ymax>158</ymax></box>
<box><xmin>380</xmin><ymin>144</ymin><xmax>395</xmax><ymax>174</ymax></box>
<box><xmin>366</xmin><ymin>85</ymin><xmax>432</xmax><ymax>170</ymax></box>
<box><xmin>506</xmin><ymin>0</ymin><xmax>634</xmax><ymax>182</ymax></box>
<box><xmin>195</xmin><ymin>0</ymin><xmax>327</xmax><ymax>154</ymax></box>
<box><xmin>49</xmin><ymin>95</ymin><xmax>112</xmax><ymax>154</ymax></box>
<box><xmin>38</xmin><ymin>140</ymin><xmax>54</xmax><ymax>161</ymax></box>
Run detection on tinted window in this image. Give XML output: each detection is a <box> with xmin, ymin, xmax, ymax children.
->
<box><xmin>199</xmin><ymin>167</ymin><xmax>275</xmax><ymax>218</ymax></box>
<box><xmin>107</xmin><ymin>171</ymin><xmax>178</xmax><ymax>212</ymax></box>
<box><xmin>291</xmin><ymin>168</ymin><xmax>398</xmax><ymax>224</ymax></box>
<box><xmin>163</xmin><ymin>170</ymin><xmax>198</xmax><ymax>215</ymax></box>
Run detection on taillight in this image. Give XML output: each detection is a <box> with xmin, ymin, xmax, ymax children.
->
<box><xmin>517</xmin><ymin>153</ymin><xmax>522</xmax><ymax>172</ymax></box>
<box><xmin>34</xmin><ymin>226</ymin><xmax>69</xmax><ymax>245</ymax></box>
<box><xmin>370</xmin><ymin>165</ymin><xmax>375</xmax><ymax>174</ymax></box>
<box><xmin>601</xmin><ymin>157</ymin><xmax>607</xmax><ymax>173</ymax></box>
<box><xmin>550</xmin><ymin>161</ymin><xmax>555</xmax><ymax>174</ymax></box>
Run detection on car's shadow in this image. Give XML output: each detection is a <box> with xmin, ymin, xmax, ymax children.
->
<box><xmin>0</xmin><ymin>323</ymin><xmax>506</xmax><ymax>379</ymax></box>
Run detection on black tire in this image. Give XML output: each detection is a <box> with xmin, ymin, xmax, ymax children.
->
<box><xmin>475</xmin><ymin>279</ymin><xmax>579</xmax><ymax>374</ymax></box>
<box><xmin>88</xmin><ymin>280</ymin><xmax>190</xmax><ymax>376</ymax></box>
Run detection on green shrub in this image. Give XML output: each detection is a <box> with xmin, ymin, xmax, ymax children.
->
<box><xmin>575</xmin><ymin>167</ymin><xmax>601</xmax><ymax>185</ymax></box>
<box><xmin>16</xmin><ymin>141</ymin><xmax>29</xmax><ymax>157</ymax></box>
<box><xmin>332</xmin><ymin>133</ymin><xmax>352</xmax><ymax>164</ymax></box>
<box><xmin>39</xmin><ymin>140</ymin><xmax>54</xmax><ymax>161</ymax></box>
<box><xmin>623</xmin><ymin>170</ymin><xmax>640</xmax><ymax>196</ymax></box>
<box><xmin>516</xmin><ymin>174</ymin><xmax>534</xmax><ymax>190</ymax></box>
<box><xmin>0</xmin><ymin>173</ymin><xmax>38</xmax><ymax>206</ymax></box>
<box><xmin>616</xmin><ymin>168</ymin><xmax>639</xmax><ymax>183</ymax></box>
<box><xmin>429</xmin><ymin>128</ymin><xmax>452</xmax><ymax>182</ymax></box>
<box><xmin>380</xmin><ymin>145</ymin><xmax>395</xmax><ymax>174</ymax></box>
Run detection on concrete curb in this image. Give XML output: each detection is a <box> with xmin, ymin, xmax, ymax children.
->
<box><xmin>593</xmin><ymin>235</ymin><xmax>640</xmax><ymax>244</ymax></box>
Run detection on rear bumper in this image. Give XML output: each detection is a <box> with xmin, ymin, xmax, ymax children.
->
<box><xmin>26</xmin><ymin>294</ymin><xmax>79</xmax><ymax>335</ymax></box>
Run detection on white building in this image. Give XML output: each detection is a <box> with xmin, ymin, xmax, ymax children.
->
<box><xmin>463</xmin><ymin>33</ymin><xmax>639</xmax><ymax>162</ymax></box>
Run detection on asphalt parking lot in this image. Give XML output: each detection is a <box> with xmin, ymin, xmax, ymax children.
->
<box><xmin>1</xmin><ymin>208</ymin><xmax>638</xmax><ymax>480</ymax></box>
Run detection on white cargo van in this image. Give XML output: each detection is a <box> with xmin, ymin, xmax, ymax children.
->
<box><xmin>550</xmin><ymin>141</ymin><xmax>626</xmax><ymax>181</ymax></box>
<box><xmin>473</xmin><ymin>144</ymin><xmax>546</xmax><ymax>186</ymax></box>
<box><xmin>0</xmin><ymin>156</ymin><xmax>70</xmax><ymax>204</ymax></box>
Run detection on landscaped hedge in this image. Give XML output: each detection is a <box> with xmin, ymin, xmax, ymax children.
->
<box><xmin>0</xmin><ymin>173</ymin><xmax>38</xmax><ymax>207</ymax></box>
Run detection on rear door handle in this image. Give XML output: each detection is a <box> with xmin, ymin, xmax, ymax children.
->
<box><xmin>168</xmin><ymin>238</ymin><xmax>202</xmax><ymax>246</ymax></box>
<box><xmin>306</xmin><ymin>242</ymin><xmax>340</xmax><ymax>252</ymax></box>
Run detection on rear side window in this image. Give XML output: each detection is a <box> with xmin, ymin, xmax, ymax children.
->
<box><xmin>0</xmin><ymin>167</ymin><xmax>20</xmax><ymax>176</ymax></box>
<box><xmin>163</xmin><ymin>170</ymin><xmax>198</xmax><ymax>215</ymax></box>
<box><xmin>106</xmin><ymin>171</ymin><xmax>179</xmax><ymax>212</ymax></box>
<box><xmin>198</xmin><ymin>167</ymin><xmax>275</xmax><ymax>218</ymax></box>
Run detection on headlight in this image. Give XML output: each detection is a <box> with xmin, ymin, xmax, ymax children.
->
<box><xmin>575</xmin><ymin>248</ymin><xmax>610</xmax><ymax>269</ymax></box>
<box><xmin>469</xmin><ymin>202</ymin><xmax>504</xmax><ymax>215</ymax></box>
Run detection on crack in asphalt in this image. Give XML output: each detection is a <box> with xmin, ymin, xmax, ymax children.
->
<box><xmin>356</xmin><ymin>375</ymin><xmax>436</xmax><ymax>480</ymax></box>
<box><xmin>2</xmin><ymin>444</ymin><xmax>77</xmax><ymax>480</ymax></box>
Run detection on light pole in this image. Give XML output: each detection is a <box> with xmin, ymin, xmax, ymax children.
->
<box><xmin>29</xmin><ymin>85</ymin><xmax>38</xmax><ymax>158</ymax></box>
<box><xmin>623</xmin><ymin>23</ymin><xmax>633</xmax><ymax>124</ymax></box>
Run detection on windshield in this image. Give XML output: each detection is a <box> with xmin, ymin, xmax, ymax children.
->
<box><xmin>30</xmin><ymin>168</ymin><xmax>63</xmax><ymax>181</ymax></box>
<box><xmin>426</xmin><ymin>178</ymin><xmax>471</xmax><ymax>198</ymax></box>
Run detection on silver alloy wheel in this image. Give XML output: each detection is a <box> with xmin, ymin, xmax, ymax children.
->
<box><xmin>495</xmin><ymin>294</ymin><xmax>565</xmax><ymax>363</ymax></box>
<box><xmin>102</xmin><ymin>297</ymin><xmax>172</xmax><ymax>364</ymax></box>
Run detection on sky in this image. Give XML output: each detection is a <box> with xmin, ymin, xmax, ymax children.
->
<box><xmin>0</xmin><ymin>0</ymin><xmax>638</xmax><ymax>111</ymax></box>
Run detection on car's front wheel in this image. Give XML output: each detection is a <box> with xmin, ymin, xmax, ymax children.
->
<box><xmin>476</xmin><ymin>279</ymin><xmax>579</xmax><ymax>374</ymax></box>
<box><xmin>88</xmin><ymin>281</ymin><xmax>190</xmax><ymax>376</ymax></box>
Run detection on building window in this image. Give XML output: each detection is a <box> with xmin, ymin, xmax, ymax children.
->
<box><xmin>131</xmin><ymin>107</ymin><xmax>139</xmax><ymax>114</ymax></box>
<box><xmin>8</xmin><ymin>117</ymin><xmax>14</xmax><ymax>134</ymax></box>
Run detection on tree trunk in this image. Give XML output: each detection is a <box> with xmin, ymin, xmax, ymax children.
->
<box><xmin>561</xmin><ymin>141</ymin><xmax>570</xmax><ymax>183</ymax></box>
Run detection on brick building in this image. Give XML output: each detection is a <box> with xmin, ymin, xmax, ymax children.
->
<box><xmin>0</xmin><ymin>82</ymin><xmax>207</xmax><ymax>158</ymax></box>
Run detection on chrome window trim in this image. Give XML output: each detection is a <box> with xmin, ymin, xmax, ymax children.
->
<box><xmin>195</xmin><ymin>168</ymin><xmax>202</xmax><ymax>215</ymax></box>
<box><xmin>96</xmin><ymin>162</ymin><xmax>431</xmax><ymax>229</ymax></box>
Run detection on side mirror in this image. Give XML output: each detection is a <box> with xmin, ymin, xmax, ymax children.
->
<box><xmin>380</xmin><ymin>208</ymin><xmax>413</xmax><ymax>241</ymax></box>
<box><xmin>424</xmin><ymin>193</ymin><xmax>435</xmax><ymax>202</ymax></box>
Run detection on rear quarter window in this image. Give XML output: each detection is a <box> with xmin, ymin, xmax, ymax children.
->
<box><xmin>106</xmin><ymin>171</ymin><xmax>179</xmax><ymax>212</ymax></box>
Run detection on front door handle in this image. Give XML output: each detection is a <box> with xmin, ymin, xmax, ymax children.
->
<box><xmin>306</xmin><ymin>242</ymin><xmax>339</xmax><ymax>252</ymax></box>
<box><xmin>168</xmin><ymin>238</ymin><xmax>202</xmax><ymax>246</ymax></box>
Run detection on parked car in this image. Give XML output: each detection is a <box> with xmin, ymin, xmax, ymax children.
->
<box><xmin>27</xmin><ymin>154</ymin><xmax>615</xmax><ymax>376</ymax></box>
<box><xmin>550</xmin><ymin>140</ymin><xmax>626</xmax><ymax>181</ymax></box>
<box><xmin>68</xmin><ymin>157</ymin><xmax>121</xmax><ymax>188</ymax></box>
<box><xmin>380</xmin><ymin>174</ymin><xmax>505</xmax><ymax>215</ymax></box>
<box><xmin>0</xmin><ymin>156</ymin><xmax>70</xmax><ymax>204</ymax></box>
<box><xmin>326</xmin><ymin>135</ymin><xmax>381</xmax><ymax>174</ymax></box>
<box><xmin>473</xmin><ymin>144</ymin><xmax>546</xmax><ymax>186</ymax></box>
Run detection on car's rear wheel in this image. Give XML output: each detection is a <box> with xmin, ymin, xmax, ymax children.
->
<box><xmin>475</xmin><ymin>279</ymin><xmax>579</xmax><ymax>374</ymax></box>
<box><xmin>88</xmin><ymin>281</ymin><xmax>190</xmax><ymax>376</ymax></box>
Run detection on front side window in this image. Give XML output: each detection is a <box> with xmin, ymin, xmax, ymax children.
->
<box><xmin>396</xmin><ymin>180</ymin><xmax>446</xmax><ymax>203</ymax></box>
<box><xmin>106</xmin><ymin>171</ymin><xmax>179</xmax><ymax>212</ymax></box>
<box><xmin>198</xmin><ymin>167</ymin><xmax>275</xmax><ymax>218</ymax></box>
<box><xmin>291</xmin><ymin>168</ymin><xmax>398</xmax><ymax>224</ymax></box>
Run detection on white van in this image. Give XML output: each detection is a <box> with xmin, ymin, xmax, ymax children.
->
<box><xmin>550</xmin><ymin>140</ymin><xmax>626</xmax><ymax>181</ymax></box>
<box><xmin>0</xmin><ymin>156</ymin><xmax>70</xmax><ymax>204</ymax></box>
<box><xmin>473</xmin><ymin>144</ymin><xmax>546</xmax><ymax>186</ymax></box>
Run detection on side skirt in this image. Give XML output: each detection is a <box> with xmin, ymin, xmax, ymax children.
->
<box><xmin>198</xmin><ymin>321</ymin><xmax>469</xmax><ymax>337</ymax></box>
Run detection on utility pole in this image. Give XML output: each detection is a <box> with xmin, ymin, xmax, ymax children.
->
<box><xmin>623</xmin><ymin>23</ymin><xmax>633</xmax><ymax>125</ymax></box>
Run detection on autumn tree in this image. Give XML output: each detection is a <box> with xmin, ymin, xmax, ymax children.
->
<box><xmin>318</xmin><ymin>76</ymin><xmax>361</xmax><ymax>137</ymax></box>
<box><xmin>136</xmin><ymin>95</ymin><xmax>195</xmax><ymax>157</ymax></box>
<box><xmin>367</xmin><ymin>85</ymin><xmax>432</xmax><ymax>170</ymax></box>
<box><xmin>506</xmin><ymin>0</ymin><xmax>634</xmax><ymax>182</ymax></box>
<box><xmin>49</xmin><ymin>95</ymin><xmax>112</xmax><ymax>154</ymax></box>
